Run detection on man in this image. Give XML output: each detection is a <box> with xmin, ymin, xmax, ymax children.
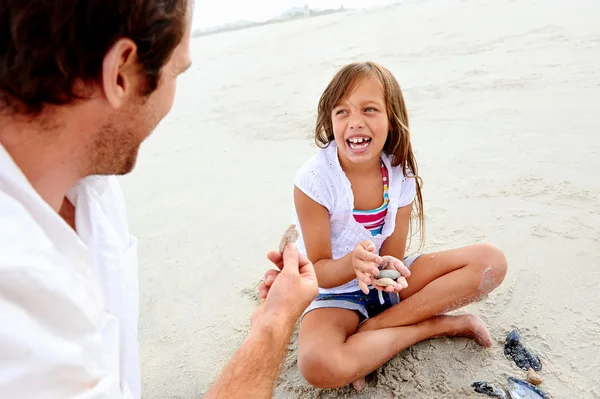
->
<box><xmin>0</xmin><ymin>1</ymin><xmax>318</xmax><ymax>398</ymax></box>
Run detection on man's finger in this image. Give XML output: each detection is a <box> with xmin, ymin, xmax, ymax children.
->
<box><xmin>258</xmin><ymin>281</ymin><xmax>269</xmax><ymax>299</ymax></box>
<box><xmin>263</xmin><ymin>269</ymin><xmax>279</xmax><ymax>287</ymax></box>
<box><xmin>281</xmin><ymin>243</ymin><xmax>300</xmax><ymax>276</ymax></box>
<box><xmin>296</xmin><ymin>251</ymin><xmax>311</xmax><ymax>267</ymax></box>
<box><xmin>297</xmin><ymin>253</ymin><xmax>316</xmax><ymax>279</ymax></box>
<box><xmin>266</xmin><ymin>250</ymin><xmax>284</xmax><ymax>271</ymax></box>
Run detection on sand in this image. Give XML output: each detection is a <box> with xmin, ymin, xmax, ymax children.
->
<box><xmin>119</xmin><ymin>0</ymin><xmax>600</xmax><ymax>397</ymax></box>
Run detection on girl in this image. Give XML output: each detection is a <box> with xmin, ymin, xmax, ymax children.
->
<box><xmin>292</xmin><ymin>61</ymin><xmax>508</xmax><ymax>390</ymax></box>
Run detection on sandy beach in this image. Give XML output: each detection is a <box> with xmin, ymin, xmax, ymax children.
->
<box><xmin>119</xmin><ymin>0</ymin><xmax>600</xmax><ymax>397</ymax></box>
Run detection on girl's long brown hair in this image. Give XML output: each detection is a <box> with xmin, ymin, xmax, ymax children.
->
<box><xmin>314</xmin><ymin>61</ymin><xmax>425</xmax><ymax>251</ymax></box>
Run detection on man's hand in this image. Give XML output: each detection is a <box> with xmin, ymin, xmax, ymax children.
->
<box><xmin>204</xmin><ymin>244</ymin><xmax>317</xmax><ymax>399</ymax></box>
<box><xmin>257</xmin><ymin>244</ymin><xmax>318</xmax><ymax>326</ymax></box>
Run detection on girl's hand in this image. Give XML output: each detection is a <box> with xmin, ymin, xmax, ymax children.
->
<box><xmin>352</xmin><ymin>240</ymin><xmax>382</xmax><ymax>294</ymax></box>
<box><xmin>372</xmin><ymin>255</ymin><xmax>410</xmax><ymax>292</ymax></box>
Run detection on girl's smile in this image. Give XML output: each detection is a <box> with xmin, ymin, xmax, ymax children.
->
<box><xmin>346</xmin><ymin>136</ymin><xmax>372</xmax><ymax>154</ymax></box>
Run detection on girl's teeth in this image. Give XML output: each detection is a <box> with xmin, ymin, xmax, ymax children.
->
<box><xmin>349</xmin><ymin>140</ymin><xmax>369</xmax><ymax>149</ymax></box>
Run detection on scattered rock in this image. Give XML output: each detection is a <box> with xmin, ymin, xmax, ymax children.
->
<box><xmin>504</xmin><ymin>330</ymin><xmax>542</xmax><ymax>371</ymax></box>
<box><xmin>279</xmin><ymin>224</ymin><xmax>299</xmax><ymax>253</ymax></box>
<box><xmin>472</xmin><ymin>381</ymin><xmax>508</xmax><ymax>398</ymax></box>
<box><xmin>506</xmin><ymin>377</ymin><xmax>548</xmax><ymax>398</ymax></box>
<box><xmin>372</xmin><ymin>277</ymin><xmax>396</xmax><ymax>286</ymax></box>
<box><xmin>472</xmin><ymin>377</ymin><xmax>550</xmax><ymax>399</ymax></box>
<box><xmin>527</xmin><ymin>368</ymin><xmax>543</xmax><ymax>385</ymax></box>
<box><xmin>372</xmin><ymin>269</ymin><xmax>401</xmax><ymax>286</ymax></box>
<box><xmin>377</xmin><ymin>269</ymin><xmax>401</xmax><ymax>280</ymax></box>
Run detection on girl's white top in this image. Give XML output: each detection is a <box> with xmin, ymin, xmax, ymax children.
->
<box><xmin>292</xmin><ymin>141</ymin><xmax>416</xmax><ymax>294</ymax></box>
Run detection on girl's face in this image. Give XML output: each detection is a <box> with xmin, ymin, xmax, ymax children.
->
<box><xmin>331</xmin><ymin>76</ymin><xmax>389</xmax><ymax>167</ymax></box>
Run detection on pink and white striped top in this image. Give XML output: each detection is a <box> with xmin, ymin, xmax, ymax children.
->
<box><xmin>352</xmin><ymin>159</ymin><xmax>390</xmax><ymax>236</ymax></box>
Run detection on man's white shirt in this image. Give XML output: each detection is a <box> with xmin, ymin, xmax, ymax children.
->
<box><xmin>0</xmin><ymin>144</ymin><xmax>140</xmax><ymax>398</ymax></box>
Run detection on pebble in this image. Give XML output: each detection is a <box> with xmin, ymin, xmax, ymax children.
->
<box><xmin>377</xmin><ymin>270</ymin><xmax>401</xmax><ymax>280</ymax></box>
<box><xmin>372</xmin><ymin>277</ymin><xmax>396</xmax><ymax>286</ymax></box>
<box><xmin>527</xmin><ymin>367</ymin><xmax>543</xmax><ymax>385</ymax></box>
<box><xmin>279</xmin><ymin>224</ymin><xmax>299</xmax><ymax>253</ymax></box>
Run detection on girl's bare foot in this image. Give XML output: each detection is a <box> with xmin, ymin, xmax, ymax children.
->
<box><xmin>435</xmin><ymin>314</ymin><xmax>493</xmax><ymax>347</ymax></box>
<box><xmin>351</xmin><ymin>377</ymin><xmax>366</xmax><ymax>391</ymax></box>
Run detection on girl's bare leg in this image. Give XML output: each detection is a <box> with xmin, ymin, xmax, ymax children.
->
<box><xmin>298</xmin><ymin>244</ymin><xmax>507</xmax><ymax>389</ymax></box>
<box><xmin>298</xmin><ymin>307</ymin><xmax>492</xmax><ymax>389</ymax></box>
<box><xmin>358</xmin><ymin>243</ymin><xmax>507</xmax><ymax>333</ymax></box>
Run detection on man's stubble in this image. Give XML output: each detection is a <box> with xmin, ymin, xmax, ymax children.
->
<box><xmin>85</xmin><ymin>98</ymin><xmax>158</xmax><ymax>177</ymax></box>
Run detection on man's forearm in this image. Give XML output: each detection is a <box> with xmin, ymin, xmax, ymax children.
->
<box><xmin>204</xmin><ymin>316</ymin><xmax>295</xmax><ymax>399</ymax></box>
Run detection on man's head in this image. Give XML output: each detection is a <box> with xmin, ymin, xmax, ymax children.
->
<box><xmin>0</xmin><ymin>0</ymin><xmax>192</xmax><ymax>175</ymax></box>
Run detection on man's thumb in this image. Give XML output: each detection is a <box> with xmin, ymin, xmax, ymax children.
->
<box><xmin>281</xmin><ymin>243</ymin><xmax>300</xmax><ymax>276</ymax></box>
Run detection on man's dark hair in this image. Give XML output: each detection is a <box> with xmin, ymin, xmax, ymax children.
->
<box><xmin>0</xmin><ymin>0</ymin><xmax>188</xmax><ymax>115</ymax></box>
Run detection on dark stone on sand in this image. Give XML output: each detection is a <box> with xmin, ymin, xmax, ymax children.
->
<box><xmin>504</xmin><ymin>330</ymin><xmax>542</xmax><ymax>371</ymax></box>
<box><xmin>472</xmin><ymin>378</ymin><xmax>550</xmax><ymax>399</ymax></box>
<box><xmin>472</xmin><ymin>381</ymin><xmax>508</xmax><ymax>399</ymax></box>
<box><xmin>506</xmin><ymin>377</ymin><xmax>549</xmax><ymax>399</ymax></box>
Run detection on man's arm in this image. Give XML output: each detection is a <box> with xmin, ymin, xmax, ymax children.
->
<box><xmin>203</xmin><ymin>313</ymin><xmax>294</xmax><ymax>399</ymax></box>
<box><xmin>204</xmin><ymin>244</ymin><xmax>318</xmax><ymax>399</ymax></box>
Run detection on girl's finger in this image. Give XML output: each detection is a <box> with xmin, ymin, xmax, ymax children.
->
<box><xmin>396</xmin><ymin>276</ymin><xmax>408</xmax><ymax>289</ymax></box>
<box><xmin>356</xmin><ymin>269</ymin><xmax>371</xmax><ymax>294</ymax></box>
<box><xmin>371</xmin><ymin>282</ymin><xmax>386</xmax><ymax>291</ymax></box>
<box><xmin>370</xmin><ymin>281</ymin><xmax>391</xmax><ymax>292</ymax></box>
<box><xmin>356</xmin><ymin>248</ymin><xmax>382</xmax><ymax>265</ymax></box>
<box><xmin>358</xmin><ymin>279</ymin><xmax>370</xmax><ymax>295</ymax></box>
<box><xmin>359</xmin><ymin>240</ymin><xmax>376</xmax><ymax>252</ymax></box>
<box><xmin>362</xmin><ymin>270</ymin><xmax>373</xmax><ymax>286</ymax></box>
<box><xmin>394</xmin><ymin>261</ymin><xmax>411</xmax><ymax>277</ymax></box>
<box><xmin>356</xmin><ymin>260</ymin><xmax>379</xmax><ymax>276</ymax></box>
<box><xmin>356</xmin><ymin>246</ymin><xmax>380</xmax><ymax>264</ymax></box>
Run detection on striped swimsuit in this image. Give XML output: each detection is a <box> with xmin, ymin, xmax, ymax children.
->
<box><xmin>352</xmin><ymin>159</ymin><xmax>389</xmax><ymax>236</ymax></box>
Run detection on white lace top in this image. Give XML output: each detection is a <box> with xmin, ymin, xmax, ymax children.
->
<box><xmin>292</xmin><ymin>141</ymin><xmax>417</xmax><ymax>294</ymax></box>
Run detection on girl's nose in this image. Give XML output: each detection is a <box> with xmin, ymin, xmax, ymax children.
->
<box><xmin>349</xmin><ymin>114</ymin><xmax>365</xmax><ymax>129</ymax></box>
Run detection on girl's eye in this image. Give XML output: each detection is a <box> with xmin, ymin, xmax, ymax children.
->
<box><xmin>365</xmin><ymin>107</ymin><xmax>377</xmax><ymax>112</ymax></box>
<box><xmin>335</xmin><ymin>109</ymin><xmax>347</xmax><ymax>115</ymax></box>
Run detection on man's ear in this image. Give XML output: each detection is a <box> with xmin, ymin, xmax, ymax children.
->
<box><xmin>101</xmin><ymin>38</ymin><xmax>139</xmax><ymax>109</ymax></box>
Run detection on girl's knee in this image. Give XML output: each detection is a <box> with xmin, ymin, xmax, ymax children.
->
<box><xmin>298</xmin><ymin>348</ymin><xmax>351</xmax><ymax>389</ymax></box>
<box><xmin>472</xmin><ymin>243</ymin><xmax>508</xmax><ymax>290</ymax></box>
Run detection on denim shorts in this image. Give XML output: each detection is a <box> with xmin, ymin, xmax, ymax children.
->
<box><xmin>301</xmin><ymin>254</ymin><xmax>422</xmax><ymax>326</ymax></box>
